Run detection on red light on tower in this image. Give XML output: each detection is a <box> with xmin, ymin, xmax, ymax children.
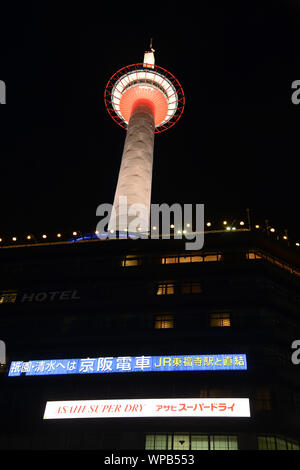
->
<box><xmin>104</xmin><ymin>42</ymin><xmax>185</xmax><ymax>234</ymax></box>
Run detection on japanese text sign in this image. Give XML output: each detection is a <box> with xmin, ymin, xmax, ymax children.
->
<box><xmin>43</xmin><ymin>398</ymin><xmax>251</xmax><ymax>419</ymax></box>
<box><xmin>9</xmin><ymin>353</ymin><xmax>247</xmax><ymax>377</ymax></box>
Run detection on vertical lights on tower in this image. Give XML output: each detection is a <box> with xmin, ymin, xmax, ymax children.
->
<box><xmin>104</xmin><ymin>42</ymin><xmax>185</xmax><ymax>234</ymax></box>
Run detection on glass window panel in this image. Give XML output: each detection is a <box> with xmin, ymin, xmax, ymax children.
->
<box><xmin>191</xmin><ymin>435</ymin><xmax>209</xmax><ymax>450</ymax></box>
<box><xmin>181</xmin><ymin>283</ymin><xmax>202</xmax><ymax>294</ymax></box>
<box><xmin>228</xmin><ymin>436</ymin><xmax>238</xmax><ymax>450</ymax></box>
<box><xmin>257</xmin><ymin>437</ymin><xmax>267</xmax><ymax>450</ymax></box>
<box><xmin>204</xmin><ymin>255</ymin><xmax>218</xmax><ymax>262</ymax></box>
<box><xmin>163</xmin><ymin>257</ymin><xmax>177</xmax><ymax>264</ymax></box>
<box><xmin>266</xmin><ymin>437</ymin><xmax>276</xmax><ymax>450</ymax></box>
<box><xmin>166</xmin><ymin>284</ymin><xmax>175</xmax><ymax>294</ymax></box>
<box><xmin>191</xmin><ymin>283</ymin><xmax>202</xmax><ymax>293</ymax></box>
<box><xmin>256</xmin><ymin>389</ymin><xmax>271</xmax><ymax>410</ymax></box>
<box><xmin>191</xmin><ymin>256</ymin><xmax>203</xmax><ymax>262</ymax></box>
<box><xmin>145</xmin><ymin>435</ymin><xmax>155</xmax><ymax>450</ymax></box>
<box><xmin>181</xmin><ymin>284</ymin><xmax>191</xmax><ymax>294</ymax></box>
<box><xmin>173</xmin><ymin>434</ymin><xmax>190</xmax><ymax>450</ymax></box>
<box><xmin>276</xmin><ymin>438</ymin><xmax>287</xmax><ymax>450</ymax></box>
<box><xmin>210</xmin><ymin>436</ymin><xmax>225</xmax><ymax>450</ymax></box>
<box><xmin>0</xmin><ymin>290</ymin><xmax>18</xmax><ymax>304</ymax></box>
<box><xmin>157</xmin><ymin>283</ymin><xmax>175</xmax><ymax>295</ymax></box>
<box><xmin>154</xmin><ymin>315</ymin><xmax>174</xmax><ymax>329</ymax></box>
<box><xmin>122</xmin><ymin>258</ymin><xmax>139</xmax><ymax>267</ymax></box>
<box><xmin>179</xmin><ymin>256</ymin><xmax>191</xmax><ymax>263</ymax></box>
<box><xmin>210</xmin><ymin>313</ymin><xmax>231</xmax><ymax>327</ymax></box>
<box><xmin>211</xmin><ymin>435</ymin><xmax>238</xmax><ymax>450</ymax></box>
<box><xmin>126</xmin><ymin>259</ymin><xmax>139</xmax><ymax>266</ymax></box>
<box><xmin>154</xmin><ymin>434</ymin><xmax>167</xmax><ymax>450</ymax></box>
<box><xmin>258</xmin><ymin>436</ymin><xmax>300</xmax><ymax>450</ymax></box>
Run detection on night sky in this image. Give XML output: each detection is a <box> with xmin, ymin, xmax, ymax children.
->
<box><xmin>1</xmin><ymin>1</ymin><xmax>300</xmax><ymax>241</ymax></box>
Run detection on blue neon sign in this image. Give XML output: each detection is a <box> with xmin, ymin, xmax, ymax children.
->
<box><xmin>8</xmin><ymin>354</ymin><xmax>247</xmax><ymax>377</ymax></box>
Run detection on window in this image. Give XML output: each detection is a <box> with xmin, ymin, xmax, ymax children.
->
<box><xmin>145</xmin><ymin>433</ymin><xmax>238</xmax><ymax>450</ymax></box>
<box><xmin>257</xmin><ymin>436</ymin><xmax>300</xmax><ymax>450</ymax></box>
<box><xmin>203</xmin><ymin>254</ymin><xmax>219</xmax><ymax>262</ymax></box>
<box><xmin>191</xmin><ymin>435</ymin><xmax>209</xmax><ymax>450</ymax></box>
<box><xmin>181</xmin><ymin>282</ymin><xmax>202</xmax><ymax>294</ymax></box>
<box><xmin>173</xmin><ymin>434</ymin><xmax>190</xmax><ymax>450</ymax></box>
<box><xmin>161</xmin><ymin>254</ymin><xmax>220</xmax><ymax>264</ymax></box>
<box><xmin>255</xmin><ymin>389</ymin><xmax>272</xmax><ymax>411</ymax></box>
<box><xmin>199</xmin><ymin>389</ymin><xmax>233</xmax><ymax>398</ymax></box>
<box><xmin>156</xmin><ymin>283</ymin><xmax>175</xmax><ymax>295</ymax></box>
<box><xmin>247</xmin><ymin>252</ymin><xmax>262</xmax><ymax>260</ymax></box>
<box><xmin>162</xmin><ymin>257</ymin><xmax>178</xmax><ymax>264</ymax></box>
<box><xmin>154</xmin><ymin>315</ymin><xmax>174</xmax><ymax>329</ymax></box>
<box><xmin>0</xmin><ymin>290</ymin><xmax>18</xmax><ymax>304</ymax></box>
<box><xmin>210</xmin><ymin>313</ymin><xmax>231</xmax><ymax>327</ymax></box>
<box><xmin>210</xmin><ymin>435</ymin><xmax>238</xmax><ymax>450</ymax></box>
<box><xmin>121</xmin><ymin>257</ymin><xmax>140</xmax><ymax>267</ymax></box>
<box><xmin>179</xmin><ymin>255</ymin><xmax>203</xmax><ymax>263</ymax></box>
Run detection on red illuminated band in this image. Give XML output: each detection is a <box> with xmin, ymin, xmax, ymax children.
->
<box><xmin>104</xmin><ymin>63</ymin><xmax>185</xmax><ymax>133</ymax></box>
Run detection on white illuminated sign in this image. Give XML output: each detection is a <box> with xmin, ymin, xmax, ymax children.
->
<box><xmin>43</xmin><ymin>398</ymin><xmax>251</xmax><ymax>419</ymax></box>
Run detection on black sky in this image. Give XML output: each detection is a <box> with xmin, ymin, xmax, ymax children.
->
<box><xmin>1</xmin><ymin>1</ymin><xmax>300</xmax><ymax>240</ymax></box>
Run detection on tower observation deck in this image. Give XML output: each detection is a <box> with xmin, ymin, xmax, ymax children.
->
<box><xmin>104</xmin><ymin>43</ymin><xmax>185</xmax><ymax>234</ymax></box>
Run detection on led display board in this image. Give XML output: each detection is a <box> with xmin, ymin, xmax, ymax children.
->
<box><xmin>9</xmin><ymin>353</ymin><xmax>247</xmax><ymax>377</ymax></box>
<box><xmin>43</xmin><ymin>398</ymin><xmax>251</xmax><ymax>419</ymax></box>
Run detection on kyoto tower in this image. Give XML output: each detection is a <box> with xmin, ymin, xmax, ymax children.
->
<box><xmin>104</xmin><ymin>42</ymin><xmax>185</xmax><ymax>235</ymax></box>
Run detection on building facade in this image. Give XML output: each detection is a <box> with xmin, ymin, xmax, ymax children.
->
<box><xmin>1</xmin><ymin>229</ymin><xmax>300</xmax><ymax>450</ymax></box>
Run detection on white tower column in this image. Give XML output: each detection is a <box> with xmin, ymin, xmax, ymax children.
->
<box><xmin>108</xmin><ymin>100</ymin><xmax>155</xmax><ymax>233</ymax></box>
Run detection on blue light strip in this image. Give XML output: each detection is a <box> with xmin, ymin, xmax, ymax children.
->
<box><xmin>8</xmin><ymin>354</ymin><xmax>247</xmax><ymax>377</ymax></box>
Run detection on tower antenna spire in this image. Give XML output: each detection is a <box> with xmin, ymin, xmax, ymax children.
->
<box><xmin>150</xmin><ymin>38</ymin><xmax>155</xmax><ymax>52</ymax></box>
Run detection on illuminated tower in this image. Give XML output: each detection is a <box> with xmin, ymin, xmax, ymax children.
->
<box><xmin>104</xmin><ymin>42</ymin><xmax>184</xmax><ymax>234</ymax></box>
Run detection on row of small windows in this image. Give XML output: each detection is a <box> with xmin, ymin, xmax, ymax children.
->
<box><xmin>156</xmin><ymin>281</ymin><xmax>202</xmax><ymax>295</ymax></box>
<box><xmin>145</xmin><ymin>433</ymin><xmax>238</xmax><ymax>451</ymax></box>
<box><xmin>154</xmin><ymin>313</ymin><xmax>230</xmax><ymax>329</ymax></box>
<box><xmin>122</xmin><ymin>253</ymin><xmax>223</xmax><ymax>266</ymax></box>
<box><xmin>145</xmin><ymin>433</ymin><xmax>300</xmax><ymax>450</ymax></box>
<box><xmin>122</xmin><ymin>251</ymin><xmax>300</xmax><ymax>277</ymax></box>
